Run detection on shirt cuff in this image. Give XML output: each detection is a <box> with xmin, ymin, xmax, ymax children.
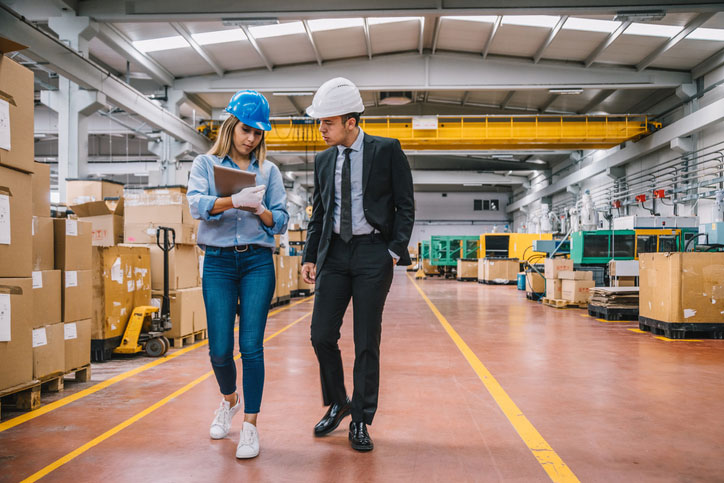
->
<box><xmin>198</xmin><ymin>195</ymin><xmax>222</xmax><ymax>221</ymax></box>
<box><xmin>261</xmin><ymin>209</ymin><xmax>288</xmax><ymax>236</ymax></box>
<box><xmin>388</xmin><ymin>249</ymin><xmax>400</xmax><ymax>261</ymax></box>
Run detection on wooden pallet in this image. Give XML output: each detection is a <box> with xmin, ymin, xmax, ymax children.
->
<box><xmin>0</xmin><ymin>364</ymin><xmax>92</xmax><ymax>416</ymax></box>
<box><xmin>479</xmin><ymin>280</ymin><xmax>517</xmax><ymax>285</ymax></box>
<box><xmin>588</xmin><ymin>304</ymin><xmax>638</xmax><ymax>321</ymax></box>
<box><xmin>168</xmin><ymin>329</ymin><xmax>208</xmax><ymax>348</ymax></box>
<box><xmin>542</xmin><ymin>298</ymin><xmax>588</xmax><ymax>309</ymax></box>
<box><xmin>456</xmin><ymin>277</ymin><xmax>477</xmax><ymax>282</ymax></box>
<box><xmin>638</xmin><ymin>316</ymin><xmax>724</xmax><ymax>339</ymax></box>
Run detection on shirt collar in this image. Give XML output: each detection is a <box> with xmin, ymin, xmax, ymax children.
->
<box><xmin>337</xmin><ymin>127</ymin><xmax>364</xmax><ymax>155</ymax></box>
<box><xmin>221</xmin><ymin>152</ymin><xmax>259</xmax><ymax>169</ymax></box>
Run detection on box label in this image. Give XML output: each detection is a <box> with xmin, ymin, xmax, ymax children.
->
<box><xmin>32</xmin><ymin>271</ymin><xmax>43</xmax><ymax>289</ymax></box>
<box><xmin>64</xmin><ymin>322</ymin><xmax>78</xmax><ymax>340</ymax></box>
<box><xmin>0</xmin><ymin>99</ymin><xmax>10</xmax><ymax>151</ymax></box>
<box><xmin>199</xmin><ymin>256</ymin><xmax>204</xmax><ymax>278</ymax></box>
<box><xmin>65</xmin><ymin>271</ymin><xmax>78</xmax><ymax>288</ymax></box>
<box><xmin>0</xmin><ymin>293</ymin><xmax>10</xmax><ymax>341</ymax></box>
<box><xmin>127</xmin><ymin>280</ymin><xmax>135</xmax><ymax>292</ymax></box>
<box><xmin>32</xmin><ymin>328</ymin><xmax>48</xmax><ymax>348</ymax></box>
<box><xmin>111</xmin><ymin>257</ymin><xmax>123</xmax><ymax>283</ymax></box>
<box><xmin>0</xmin><ymin>194</ymin><xmax>10</xmax><ymax>245</ymax></box>
<box><xmin>66</xmin><ymin>219</ymin><xmax>78</xmax><ymax>236</ymax></box>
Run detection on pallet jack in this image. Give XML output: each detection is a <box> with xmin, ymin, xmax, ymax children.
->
<box><xmin>114</xmin><ymin>227</ymin><xmax>174</xmax><ymax>357</ymax></box>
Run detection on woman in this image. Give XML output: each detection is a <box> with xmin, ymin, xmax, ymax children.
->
<box><xmin>187</xmin><ymin>90</ymin><xmax>289</xmax><ymax>459</ymax></box>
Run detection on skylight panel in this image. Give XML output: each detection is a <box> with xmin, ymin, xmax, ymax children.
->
<box><xmin>307</xmin><ymin>18</ymin><xmax>364</xmax><ymax>32</ymax></box>
<box><xmin>442</xmin><ymin>16</ymin><xmax>497</xmax><ymax>23</ymax></box>
<box><xmin>249</xmin><ymin>21</ymin><xmax>305</xmax><ymax>39</ymax></box>
<box><xmin>625</xmin><ymin>23</ymin><xmax>683</xmax><ymax>38</ymax></box>
<box><xmin>687</xmin><ymin>27</ymin><xmax>724</xmax><ymax>42</ymax></box>
<box><xmin>563</xmin><ymin>17</ymin><xmax>620</xmax><ymax>34</ymax></box>
<box><xmin>133</xmin><ymin>35</ymin><xmax>189</xmax><ymax>53</ymax></box>
<box><xmin>368</xmin><ymin>17</ymin><xmax>422</xmax><ymax>25</ymax></box>
<box><xmin>192</xmin><ymin>29</ymin><xmax>247</xmax><ymax>46</ymax></box>
<box><xmin>501</xmin><ymin>16</ymin><xmax>560</xmax><ymax>29</ymax></box>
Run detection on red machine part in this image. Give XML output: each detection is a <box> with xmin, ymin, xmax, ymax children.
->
<box><xmin>653</xmin><ymin>189</ymin><xmax>666</xmax><ymax>199</ymax></box>
<box><xmin>612</xmin><ymin>200</ymin><xmax>621</xmax><ymax>208</ymax></box>
<box><xmin>635</xmin><ymin>194</ymin><xmax>647</xmax><ymax>203</ymax></box>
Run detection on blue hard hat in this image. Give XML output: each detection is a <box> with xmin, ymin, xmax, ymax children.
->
<box><xmin>225</xmin><ymin>90</ymin><xmax>271</xmax><ymax>131</ymax></box>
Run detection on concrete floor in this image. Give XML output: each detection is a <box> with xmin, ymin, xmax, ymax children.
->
<box><xmin>1</xmin><ymin>269</ymin><xmax>723</xmax><ymax>482</ymax></box>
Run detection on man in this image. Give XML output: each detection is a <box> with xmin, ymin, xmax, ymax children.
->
<box><xmin>301</xmin><ymin>77</ymin><xmax>415</xmax><ymax>452</ymax></box>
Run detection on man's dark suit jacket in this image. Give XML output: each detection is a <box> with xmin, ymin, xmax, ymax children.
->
<box><xmin>302</xmin><ymin>132</ymin><xmax>415</xmax><ymax>272</ymax></box>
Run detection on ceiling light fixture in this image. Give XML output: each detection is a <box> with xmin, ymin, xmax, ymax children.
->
<box><xmin>222</xmin><ymin>17</ymin><xmax>279</xmax><ymax>27</ymax></box>
<box><xmin>380</xmin><ymin>91</ymin><xmax>413</xmax><ymax>106</ymax></box>
<box><xmin>549</xmin><ymin>88</ymin><xmax>583</xmax><ymax>95</ymax></box>
<box><xmin>613</xmin><ymin>10</ymin><xmax>666</xmax><ymax>23</ymax></box>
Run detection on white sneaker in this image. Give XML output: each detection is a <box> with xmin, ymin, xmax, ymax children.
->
<box><xmin>236</xmin><ymin>422</ymin><xmax>260</xmax><ymax>459</ymax></box>
<box><xmin>209</xmin><ymin>395</ymin><xmax>241</xmax><ymax>440</ymax></box>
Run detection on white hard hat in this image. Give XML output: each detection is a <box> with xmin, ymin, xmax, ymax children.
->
<box><xmin>306</xmin><ymin>77</ymin><xmax>365</xmax><ymax>118</ymax></box>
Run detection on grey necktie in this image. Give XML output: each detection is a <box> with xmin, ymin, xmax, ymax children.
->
<box><xmin>340</xmin><ymin>148</ymin><xmax>353</xmax><ymax>243</ymax></box>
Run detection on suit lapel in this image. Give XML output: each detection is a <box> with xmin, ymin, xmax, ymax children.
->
<box><xmin>323</xmin><ymin>148</ymin><xmax>337</xmax><ymax>210</ymax></box>
<box><xmin>362</xmin><ymin>134</ymin><xmax>375</xmax><ymax>195</ymax></box>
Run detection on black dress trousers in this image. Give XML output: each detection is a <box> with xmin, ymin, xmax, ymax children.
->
<box><xmin>310</xmin><ymin>233</ymin><xmax>394</xmax><ymax>425</ymax></box>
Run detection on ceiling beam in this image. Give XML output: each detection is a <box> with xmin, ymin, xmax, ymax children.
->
<box><xmin>240</xmin><ymin>25</ymin><xmax>273</xmax><ymax>71</ymax></box>
<box><xmin>170</xmin><ymin>22</ymin><xmax>223</xmax><ymax>77</ymax></box>
<box><xmin>584</xmin><ymin>20</ymin><xmax>631</xmax><ymax>68</ymax></box>
<box><xmin>500</xmin><ymin>91</ymin><xmax>515</xmax><ymax>109</ymax></box>
<box><xmin>507</xmin><ymin>96</ymin><xmax>724</xmax><ymax>213</ymax></box>
<box><xmin>578</xmin><ymin>89</ymin><xmax>615</xmax><ymax>114</ymax></box>
<box><xmin>287</xmin><ymin>96</ymin><xmax>304</xmax><ymax>116</ymax></box>
<box><xmin>413</xmin><ymin>170</ymin><xmax>528</xmax><ymax>186</ymax></box>
<box><xmin>533</xmin><ymin>15</ymin><xmax>568</xmax><ymax>64</ymax></box>
<box><xmin>173</xmin><ymin>52</ymin><xmax>691</xmax><ymax>93</ymax></box>
<box><xmin>418</xmin><ymin>17</ymin><xmax>425</xmax><ymax>54</ymax></box>
<box><xmin>692</xmin><ymin>45</ymin><xmax>724</xmax><ymax>80</ymax></box>
<box><xmin>94</xmin><ymin>21</ymin><xmax>174</xmax><ymax>85</ymax></box>
<box><xmin>538</xmin><ymin>93</ymin><xmax>560</xmax><ymax>113</ymax></box>
<box><xmin>636</xmin><ymin>13</ymin><xmax>715</xmax><ymax>71</ymax></box>
<box><xmin>302</xmin><ymin>20</ymin><xmax>323</xmax><ymax>66</ymax></box>
<box><xmin>481</xmin><ymin>15</ymin><xmax>501</xmax><ymax>59</ymax></box>
<box><xmin>363</xmin><ymin>18</ymin><xmax>373</xmax><ymax>59</ymax></box>
<box><xmin>0</xmin><ymin>7</ymin><xmax>209</xmax><ymax>153</ymax></box>
<box><xmin>77</xmin><ymin>2</ymin><xmax>724</xmax><ymax>21</ymax></box>
<box><xmin>628</xmin><ymin>89</ymin><xmax>673</xmax><ymax>113</ymax></box>
<box><xmin>461</xmin><ymin>91</ymin><xmax>470</xmax><ymax>106</ymax></box>
<box><xmin>431</xmin><ymin>17</ymin><xmax>442</xmax><ymax>54</ymax></box>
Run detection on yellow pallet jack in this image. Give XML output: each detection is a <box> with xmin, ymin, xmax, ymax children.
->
<box><xmin>114</xmin><ymin>227</ymin><xmax>175</xmax><ymax>357</ymax></box>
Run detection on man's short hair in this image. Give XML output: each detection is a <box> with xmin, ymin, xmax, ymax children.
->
<box><xmin>341</xmin><ymin>112</ymin><xmax>361</xmax><ymax>128</ymax></box>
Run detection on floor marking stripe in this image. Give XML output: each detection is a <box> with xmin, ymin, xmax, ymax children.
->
<box><xmin>408</xmin><ymin>275</ymin><xmax>579</xmax><ymax>483</ymax></box>
<box><xmin>628</xmin><ymin>328</ymin><xmax>702</xmax><ymax>341</ymax></box>
<box><xmin>0</xmin><ymin>296</ymin><xmax>314</xmax><ymax>434</ymax></box>
<box><xmin>20</xmin><ymin>310</ymin><xmax>313</xmax><ymax>483</ymax></box>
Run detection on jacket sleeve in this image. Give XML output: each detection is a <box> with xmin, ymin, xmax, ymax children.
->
<box><xmin>302</xmin><ymin>153</ymin><xmax>325</xmax><ymax>265</ymax></box>
<box><xmin>388</xmin><ymin>139</ymin><xmax>415</xmax><ymax>259</ymax></box>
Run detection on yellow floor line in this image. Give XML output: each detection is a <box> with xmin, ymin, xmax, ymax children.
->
<box><xmin>628</xmin><ymin>328</ymin><xmax>702</xmax><ymax>341</ymax></box>
<box><xmin>20</xmin><ymin>310</ymin><xmax>313</xmax><ymax>483</ymax></box>
<box><xmin>0</xmin><ymin>296</ymin><xmax>314</xmax><ymax>434</ymax></box>
<box><xmin>628</xmin><ymin>328</ymin><xmax>646</xmax><ymax>334</ymax></box>
<box><xmin>595</xmin><ymin>318</ymin><xmax>636</xmax><ymax>324</ymax></box>
<box><xmin>407</xmin><ymin>274</ymin><xmax>579</xmax><ymax>483</ymax></box>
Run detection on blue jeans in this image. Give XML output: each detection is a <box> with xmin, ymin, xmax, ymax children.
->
<box><xmin>202</xmin><ymin>245</ymin><xmax>276</xmax><ymax>414</ymax></box>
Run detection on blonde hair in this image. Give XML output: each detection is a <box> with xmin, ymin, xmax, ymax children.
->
<box><xmin>207</xmin><ymin>115</ymin><xmax>266</xmax><ymax>167</ymax></box>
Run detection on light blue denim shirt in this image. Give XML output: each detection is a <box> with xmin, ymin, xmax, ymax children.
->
<box><xmin>187</xmin><ymin>153</ymin><xmax>289</xmax><ymax>249</ymax></box>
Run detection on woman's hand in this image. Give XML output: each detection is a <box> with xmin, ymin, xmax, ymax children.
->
<box><xmin>231</xmin><ymin>185</ymin><xmax>266</xmax><ymax>211</ymax></box>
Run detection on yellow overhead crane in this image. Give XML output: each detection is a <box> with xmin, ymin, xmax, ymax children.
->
<box><xmin>261</xmin><ymin>115</ymin><xmax>659</xmax><ymax>151</ymax></box>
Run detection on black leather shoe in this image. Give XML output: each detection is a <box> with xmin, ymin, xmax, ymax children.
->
<box><xmin>314</xmin><ymin>399</ymin><xmax>350</xmax><ymax>437</ymax></box>
<box><xmin>348</xmin><ymin>421</ymin><xmax>374</xmax><ymax>452</ymax></box>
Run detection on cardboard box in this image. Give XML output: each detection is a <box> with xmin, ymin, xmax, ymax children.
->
<box><xmin>64</xmin><ymin>319</ymin><xmax>91</xmax><ymax>371</ymax></box>
<box><xmin>613</xmin><ymin>276</ymin><xmax>637</xmax><ymax>287</ymax></box>
<box><xmin>124</xmin><ymin>222</ymin><xmax>197</xmax><ymax>245</ymax></box>
<box><xmin>0</xmin><ymin>278</ymin><xmax>33</xmax><ymax>391</ymax></box>
<box><xmin>457</xmin><ymin>259</ymin><xmax>477</xmax><ymax>280</ymax></box>
<box><xmin>544</xmin><ymin>258</ymin><xmax>574</xmax><ymax>279</ymax></box>
<box><xmin>152</xmin><ymin>287</ymin><xmax>204</xmax><ymax>339</ymax></box>
<box><xmin>561</xmin><ymin>280</ymin><xmax>595</xmax><ymax>303</ymax></box>
<box><xmin>66</xmin><ymin>179</ymin><xmax>124</xmax><ymax>206</ymax></box>
<box><xmin>608</xmin><ymin>260</ymin><xmax>639</xmax><ymax>277</ymax></box>
<box><xmin>197</xmin><ymin>246</ymin><xmax>205</xmax><ymax>280</ymax></box>
<box><xmin>558</xmin><ymin>270</ymin><xmax>593</xmax><ymax>281</ymax></box>
<box><xmin>288</xmin><ymin>229</ymin><xmax>307</xmax><ymax>243</ymax></box>
<box><xmin>639</xmin><ymin>252</ymin><xmax>724</xmax><ymax>323</ymax></box>
<box><xmin>276</xmin><ymin>255</ymin><xmax>293</xmax><ymax>299</ymax></box>
<box><xmin>32</xmin><ymin>270</ymin><xmax>61</xmax><ymax>327</ymax></box>
<box><xmin>32</xmin><ymin>216</ymin><xmax>54</xmax><ymax>271</ymax></box>
<box><xmin>288</xmin><ymin>256</ymin><xmax>300</xmax><ymax>290</ymax></box>
<box><xmin>70</xmin><ymin>198</ymin><xmax>124</xmax><ymax>247</ymax></box>
<box><xmin>0</xmin><ymin>38</ymin><xmax>35</xmax><ymax>174</ymax></box>
<box><xmin>32</xmin><ymin>162</ymin><xmax>51</xmax><ymax>217</ymax></box>
<box><xmin>0</xmin><ymin>165</ymin><xmax>32</xmax><ymax>277</ymax></box>
<box><xmin>525</xmin><ymin>271</ymin><xmax>545</xmax><ymax>294</ymax></box>
<box><xmin>54</xmin><ymin>219</ymin><xmax>92</xmax><ymax>270</ymax></box>
<box><xmin>62</xmin><ymin>270</ymin><xmax>92</xmax><ymax>322</ymax></box>
<box><xmin>483</xmin><ymin>258</ymin><xmax>519</xmax><ymax>283</ymax></box>
<box><xmin>546</xmin><ymin>278</ymin><xmax>562</xmax><ymax>300</ymax></box>
<box><xmin>124</xmin><ymin>187</ymin><xmax>194</xmax><ymax>224</ymax></box>
<box><xmin>149</xmin><ymin>243</ymin><xmax>199</xmax><ymax>291</ymax></box>
<box><xmin>91</xmin><ymin>246</ymin><xmax>151</xmax><ymax>341</ymax></box>
<box><xmin>32</xmin><ymin>322</ymin><xmax>65</xmax><ymax>379</ymax></box>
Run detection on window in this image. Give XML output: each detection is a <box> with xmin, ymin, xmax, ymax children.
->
<box><xmin>474</xmin><ymin>200</ymin><xmax>482</xmax><ymax>211</ymax></box>
<box><xmin>475</xmin><ymin>199</ymin><xmax>500</xmax><ymax>211</ymax></box>
<box><xmin>483</xmin><ymin>200</ymin><xmax>491</xmax><ymax>210</ymax></box>
<box><xmin>490</xmin><ymin>200</ymin><xmax>499</xmax><ymax>211</ymax></box>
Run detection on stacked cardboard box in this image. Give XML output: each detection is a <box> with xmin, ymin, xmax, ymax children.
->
<box><xmin>66</xmin><ymin>178</ymin><xmax>124</xmax><ymax>206</ymax></box>
<box><xmin>124</xmin><ymin>186</ymin><xmax>198</xmax><ymax>245</ymax></box>
<box><xmin>478</xmin><ymin>258</ymin><xmax>519</xmax><ymax>284</ymax></box>
<box><xmin>558</xmin><ymin>271</ymin><xmax>595</xmax><ymax>304</ymax></box>
<box><xmin>273</xmin><ymin>255</ymin><xmax>295</xmax><ymax>304</ymax></box>
<box><xmin>525</xmin><ymin>270</ymin><xmax>545</xmax><ymax>295</ymax></box>
<box><xmin>70</xmin><ymin>197</ymin><xmax>124</xmax><ymax>247</ymax></box>
<box><xmin>543</xmin><ymin>258</ymin><xmax>573</xmax><ymax>300</ymax></box>
<box><xmin>0</xmin><ymin>38</ymin><xmax>37</xmax><ymax>392</ymax></box>
<box><xmin>456</xmin><ymin>259</ymin><xmax>478</xmax><ymax>281</ymax></box>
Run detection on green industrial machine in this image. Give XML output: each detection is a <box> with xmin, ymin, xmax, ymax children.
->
<box><xmin>570</xmin><ymin>228</ymin><xmax>698</xmax><ymax>264</ymax></box>
<box><xmin>430</xmin><ymin>236</ymin><xmax>480</xmax><ymax>267</ymax></box>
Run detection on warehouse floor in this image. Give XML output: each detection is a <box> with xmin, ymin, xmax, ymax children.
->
<box><xmin>2</xmin><ymin>270</ymin><xmax>723</xmax><ymax>482</ymax></box>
